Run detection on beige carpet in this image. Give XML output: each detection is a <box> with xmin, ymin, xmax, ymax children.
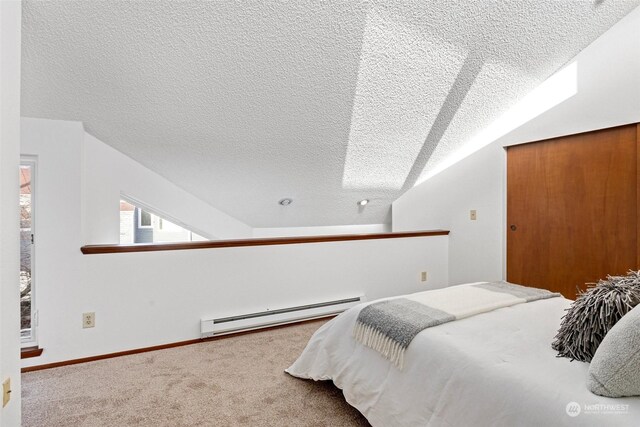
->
<box><xmin>22</xmin><ymin>320</ymin><xmax>370</xmax><ymax>427</ymax></box>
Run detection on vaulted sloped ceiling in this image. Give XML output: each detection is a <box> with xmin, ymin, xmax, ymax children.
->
<box><xmin>21</xmin><ymin>1</ymin><xmax>640</xmax><ymax>227</ymax></box>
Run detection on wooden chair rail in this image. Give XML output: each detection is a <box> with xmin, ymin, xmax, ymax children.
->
<box><xmin>80</xmin><ymin>230</ymin><xmax>450</xmax><ymax>255</ymax></box>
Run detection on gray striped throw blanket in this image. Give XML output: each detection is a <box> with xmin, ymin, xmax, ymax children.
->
<box><xmin>353</xmin><ymin>281</ymin><xmax>560</xmax><ymax>368</ymax></box>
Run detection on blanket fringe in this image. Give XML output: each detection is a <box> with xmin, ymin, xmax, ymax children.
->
<box><xmin>353</xmin><ymin>321</ymin><xmax>405</xmax><ymax>369</ymax></box>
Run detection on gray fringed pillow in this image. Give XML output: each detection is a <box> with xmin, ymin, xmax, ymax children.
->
<box><xmin>552</xmin><ymin>271</ymin><xmax>640</xmax><ymax>362</ymax></box>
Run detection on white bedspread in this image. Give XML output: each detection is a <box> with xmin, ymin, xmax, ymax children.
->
<box><xmin>286</xmin><ymin>293</ymin><xmax>640</xmax><ymax>426</ymax></box>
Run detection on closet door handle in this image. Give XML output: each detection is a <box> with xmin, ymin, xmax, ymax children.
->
<box><xmin>510</xmin><ymin>224</ymin><xmax>517</xmax><ymax>231</ymax></box>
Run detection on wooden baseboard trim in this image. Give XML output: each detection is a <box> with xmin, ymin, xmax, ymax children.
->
<box><xmin>21</xmin><ymin>316</ymin><xmax>334</xmax><ymax>373</ymax></box>
<box><xmin>22</xmin><ymin>339</ymin><xmax>201</xmax><ymax>373</ymax></box>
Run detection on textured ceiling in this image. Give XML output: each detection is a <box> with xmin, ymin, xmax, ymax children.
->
<box><xmin>21</xmin><ymin>1</ymin><xmax>640</xmax><ymax>227</ymax></box>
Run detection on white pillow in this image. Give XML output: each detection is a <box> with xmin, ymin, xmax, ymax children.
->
<box><xmin>587</xmin><ymin>304</ymin><xmax>640</xmax><ymax>397</ymax></box>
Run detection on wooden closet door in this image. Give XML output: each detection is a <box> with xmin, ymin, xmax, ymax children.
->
<box><xmin>507</xmin><ymin>124</ymin><xmax>638</xmax><ymax>300</ymax></box>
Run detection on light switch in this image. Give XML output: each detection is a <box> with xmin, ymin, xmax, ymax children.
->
<box><xmin>470</xmin><ymin>210</ymin><xmax>477</xmax><ymax>220</ymax></box>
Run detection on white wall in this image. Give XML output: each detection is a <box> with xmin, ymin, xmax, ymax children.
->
<box><xmin>253</xmin><ymin>223</ymin><xmax>390</xmax><ymax>238</ymax></box>
<box><xmin>0</xmin><ymin>1</ymin><xmax>22</xmax><ymax>425</ymax></box>
<box><xmin>20</xmin><ymin>117</ymin><xmax>448</xmax><ymax>368</ymax></box>
<box><xmin>393</xmin><ymin>143</ymin><xmax>505</xmax><ymax>285</ymax></box>
<box><xmin>21</xmin><ymin>119</ymin><xmax>86</xmax><ymax>376</ymax></box>
<box><xmin>24</xmin><ymin>236</ymin><xmax>447</xmax><ymax>367</ymax></box>
<box><xmin>82</xmin><ymin>131</ymin><xmax>252</xmax><ymax>243</ymax></box>
<box><xmin>393</xmin><ymin>6</ymin><xmax>640</xmax><ymax>285</ymax></box>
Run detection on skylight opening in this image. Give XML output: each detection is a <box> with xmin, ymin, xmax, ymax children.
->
<box><xmin>415</xmin><ymin>61</ymin><xmax>579</xmax><ymax>185</ymax></box>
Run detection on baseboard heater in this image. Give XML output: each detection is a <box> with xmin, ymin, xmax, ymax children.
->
<box><xmin>200</xmin><ymin>296</ymin><xmax>364</xmax><ymax>338</ymax></box>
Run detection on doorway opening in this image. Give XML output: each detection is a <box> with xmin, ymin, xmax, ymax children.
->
<box><xmin>20</xmin><ymin>159</ymin><xmax>37</xmax><ymax>346</ymax></box>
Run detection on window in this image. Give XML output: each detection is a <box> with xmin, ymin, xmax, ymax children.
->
<box><xmin>138</xmin><ymin>209</ymin><xmax>152</xmax><ymax>228</ymax></box>
<box><xmin>119</xmin><ymin>198</ymin><xmax>207</xmax><ymax>244</ymax></box>
<box><xmin>20</xmin><ymin>159</ymin><xmax>37</xmax><ymax>346</ymax></box>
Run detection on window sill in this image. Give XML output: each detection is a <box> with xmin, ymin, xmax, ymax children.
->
<box><xmin>21</xmin><ymin>346</ymin><xmax>43</xmax><ymax>359</ymax></box>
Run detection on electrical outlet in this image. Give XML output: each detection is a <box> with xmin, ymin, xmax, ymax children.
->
<box><xmin>420</xmin><ymin>271</ymin><xmax>428</xmax><ymax>282</ymax></box>
<box><xmin>2</xmin><ymin>378</ymin><xmax>11</xmax><ymax>407</ymax></box>
<box><xmin>83</xmin><ymin>312</ymin><xmax>95</xmax><ymax>328</ymax></box>
<box><xmin>470</xmin><ymin>210</ymin><xmax>477</xmax><ymax>220</ymax></box>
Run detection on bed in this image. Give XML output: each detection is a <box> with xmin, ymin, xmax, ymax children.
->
<box><xmin>286</xmin><ymin>283</ymin><xmax>640</xmax><ymax>426</ymax></box>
